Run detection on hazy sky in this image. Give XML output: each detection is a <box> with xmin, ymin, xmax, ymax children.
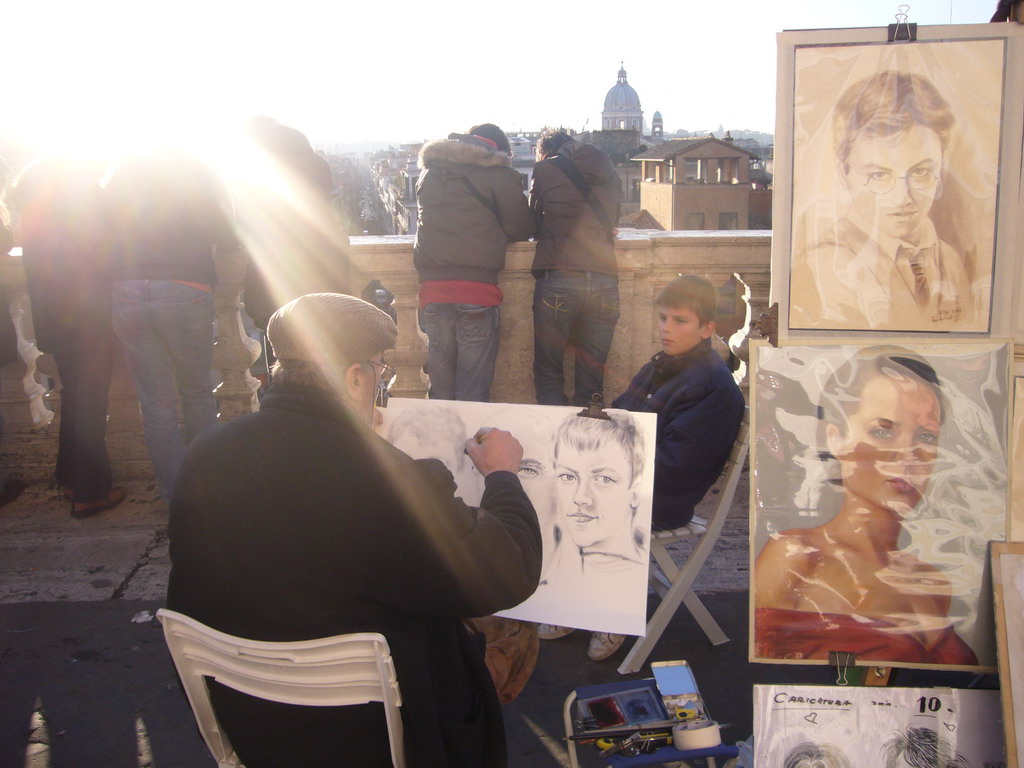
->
<box><xmin>6</xmin><ymin>0</ymin><xmax>1001</xmax><ymax>154</ymax></box>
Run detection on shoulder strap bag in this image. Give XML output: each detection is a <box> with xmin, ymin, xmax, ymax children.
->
<box><xmin>460</xmin><ymin>176</ymin><xmax>498</xmax><ymax>217</ymax></box>
<box><xmin>548</xmin><ymin>155</ymin><xmax>615</xmax><ymax>240</ymax></box>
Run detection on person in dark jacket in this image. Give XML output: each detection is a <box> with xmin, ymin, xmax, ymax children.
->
<box><xmin>238</xmin><ymin>117</ymin><xmax>351</xmax><ymax>332</ymax></box>
<box><xmin>166</xmin><ymin>292</ymin><xmax>542</xmax><ymax>768</ymax></box>
<box><xmin>540</xmin><ymin>275</ymin><xmax>744</xmax><ymax>661</ymax></box>
<box><xmin>106</xmin><ymin>149</ymin><xmax>236</xmax><ymax>501</ymax></box>
<box><xmin>413</xmin><ymin>124</ymin><xmax>532</xmax><ymax>401</ymax></box>
<box><xmin>612</xmin><ymin>275</ymin><xmax>744</xmax><ymax>529</ymax></box>
<box><xmin>13</xmin><ymin>156</ymin><xmax>125</xmax><ymax>516</ymax></box>
<box><xmin>529</xmin><ymin>130</ymin><xmax>621</xmax><ymax>406</ymax></box>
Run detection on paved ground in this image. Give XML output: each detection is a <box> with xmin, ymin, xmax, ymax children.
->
<box><xmin>0</xmin><ymin>473</ymin><xmax>989</xmax><ymax>768</ymax></box>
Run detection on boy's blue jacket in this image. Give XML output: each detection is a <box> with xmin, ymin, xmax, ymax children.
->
<box><xmin>613</xmin><ymin>338</ymin><xmax>744</xmax><ymax>529</ymax></box>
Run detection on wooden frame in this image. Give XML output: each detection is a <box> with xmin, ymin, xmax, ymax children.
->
<box><xmin>770</xmin><ymin>23</ymin><xmax>1024</xmax><ymax>340</ymax></box>
<box><xmin>991</xmin><ymin>541</ymin><xmax>1024</xmax><ymax>768</ymax></box>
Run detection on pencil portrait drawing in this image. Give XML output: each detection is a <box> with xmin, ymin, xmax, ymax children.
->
<box><xmin>379</xmin><ymin>399</ymin><xmax>656</xmax><ymax>635</ymax></box>
<box><xmin>787</xmin><ymin>40</ymin><xmax>1003</xmax><ymax>332</ymax></box>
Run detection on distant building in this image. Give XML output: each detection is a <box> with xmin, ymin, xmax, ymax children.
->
<box><xmin>602</xmin><ymin>64</ymin><xmax>643</xmax><ymax>132</ymax></box>
<box><xmin>633</xmin><ymin>134</ymin><xmax>762</xmax><ymax>230</ymax></box>
<box><xmin>651</xmin><ymin>111</ymin><xmax>663</xmax><ymax>141</ymax></box>
<box><xmin>369</xmin><ymin>145</ymin><xmax>422</xmax><ymax>235</ymax></box>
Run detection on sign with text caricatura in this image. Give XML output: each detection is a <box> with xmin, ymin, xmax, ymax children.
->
<box><xmin>750</xmin><ymin>341</ymin><xmax>1009</xmax><ymax>670</ymax></box>
<box><xmin>774</xmin><ymin>26</ymin><xmax>1024</xmax><ymax>334</ymax></box>
<box><xmin>378</xmin><ymin>399</ymin><xmax>657</xmax><ymax>636</ymax></box>
<box><xmin>753</xmin><ymin>685</ymin><xmax>1006</xmax><ymax>768</ymax></box>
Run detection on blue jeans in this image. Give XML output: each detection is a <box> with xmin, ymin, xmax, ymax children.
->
<box><xmin>419</xmin><ymin>303</ymin><xmax>500</xmax><ymax>401</ymax></box>
<box><xmin>533</xmin><ymin>272</ymin><xmax>620</xmax><ymax>406</ymax></box>
<box><xmin>112</xmin><ymin>280</ymin><xmax>218</xmax><ymax>500</ymax></box>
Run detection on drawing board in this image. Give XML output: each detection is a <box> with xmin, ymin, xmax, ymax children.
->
<box><xmin>379</xmin><ymin>398</ymin><xmax>657</xmax><ymax>636</ymax></box>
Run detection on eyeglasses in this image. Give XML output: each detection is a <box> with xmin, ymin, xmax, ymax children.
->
<box><xmin>365</xmin><ymin>359</ymin><xmax>397</xmax><ymax>407</ymax></box>
<box><xmin>862</xmin><ymin>167</ymin><xmax>938</xmax><ymax>195</ymax></box>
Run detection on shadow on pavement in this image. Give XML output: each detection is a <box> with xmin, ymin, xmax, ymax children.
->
<box><xmin>0</xmin><ymin>593</ymin><xmax>996</xmax><ymax>768</ymax></box>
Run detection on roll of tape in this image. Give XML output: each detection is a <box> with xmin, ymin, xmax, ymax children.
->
<box><xmin>672</xmin><ymin>719</ymin><xmax>721</xmax><ymax>750</ymax></box>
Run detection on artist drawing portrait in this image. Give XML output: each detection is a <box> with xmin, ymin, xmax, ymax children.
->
<box><xmin>750</xmin><ymin>341</ymin><xmax>1009</xmax><ymax>669</ymax></box>
<box><xmin>380</xmin><ymin>398</ymin><xmax>657</xmax><ymax>636</ymax></box>
<box><xmin>785</xmin><ymin>38</ymin><xmax>1004</xmax><ymax>333</ymax></box>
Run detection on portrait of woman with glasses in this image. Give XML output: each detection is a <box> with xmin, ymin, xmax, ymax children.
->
<box><xmin>789</xmin><ymin>67</ymin><xmax>988</xmax><ymax>332</ymax></box>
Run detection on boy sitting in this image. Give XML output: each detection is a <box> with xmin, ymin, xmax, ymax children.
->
<box><xmin>613</xmin><ymin>274</ymin><xmax>745</xmax><ymax>530</ymax></box>
<box><xmin>539</xmin><ymin>275</ymin><xmax>745</xmax><ymax>660</ymax></box>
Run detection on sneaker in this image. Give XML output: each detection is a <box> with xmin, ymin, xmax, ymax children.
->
<box><xmin>587</xmin><ymin>632</ymin><xmax>626</xmax><ymax>661</ymax></box>
<box><xmin>537</xmin><ymin>624</ymin><xmax>575</xmax><ymax>640</ymax></box>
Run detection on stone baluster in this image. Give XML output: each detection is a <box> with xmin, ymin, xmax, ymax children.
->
<box><xmin>731</xmin><ymin>267</ymin><xmax>772</xmax><ymax>379</ymax></box>
<box><xmin>350</xmin><ymin>236</ymin><xmax>429</xmax><ymax>401</ymax></box>
<box><xmin>0</xmin><ymin>252</ymin><xmax>53</xmax><ymax>431</ymax></box>
<box><xmin>212</xmin><ymin>247</ymin><xmax>261</xmax><ymax>419</ymax></box>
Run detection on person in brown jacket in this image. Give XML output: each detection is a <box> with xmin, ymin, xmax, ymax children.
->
<box><xmin>529</xmin><ymin>131</ymin><xmax>621</xmax><ymax>407</ymax></box>
<box><xmin>413</xmin><ymin>124</ymin><xmax>533</xmax><ymax>402</ymax></box>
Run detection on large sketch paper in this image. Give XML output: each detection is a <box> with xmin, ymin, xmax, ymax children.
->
<box><xmin>378</xmin><ymin>399</ymin><xmax>657</xmax><ymax>636</ymax></box>
<box><xmin>753</xmin><ymin>685</ymin><xmax>1006</xmax><ymax>768</ymax></box>
<box><xmin>992</xmin><ymin>542</ymin><xmax>1024</xmax><ymax>768</ymax></box>
<box><xmin>787</xmin><ymin>39</ymin><xmax>1003</xmax><ymax>333</ymax></box>
<box><xmin>750</xmin><ymin>341</ymin><xmax>1009</xmax><ymax>669</ymax></box>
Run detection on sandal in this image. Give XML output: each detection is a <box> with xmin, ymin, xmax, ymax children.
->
<box><xmin>71</xmin><ymin>487</ymin><xmax>127</xmax><ymax>519</ymax></box>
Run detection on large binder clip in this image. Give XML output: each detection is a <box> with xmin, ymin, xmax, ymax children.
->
<box><xmin>888</xmin><ymin>5</ymin><xmax>917</xmax><ymax>42</ymax></box>
<box><xmin>577</xmin><ymin>393</ymin><xmax>612</xmax><ymax>421</ymax></box>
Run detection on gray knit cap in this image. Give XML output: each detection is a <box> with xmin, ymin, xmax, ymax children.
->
<box><xmin>267</xmin><ymin>293</ymin><xmax>397</xmax><ymax>368</ymax></box>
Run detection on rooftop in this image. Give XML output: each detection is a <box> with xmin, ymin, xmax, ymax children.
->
<box><xmin>633</xmin><ymin>137</ymin><xmax>759</xmax><ymax>161</ymax></box>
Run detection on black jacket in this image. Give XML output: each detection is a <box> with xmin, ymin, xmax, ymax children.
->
<box><xmin>529</xmin><ymin>141</ymin><xmax>621</xmax><ymax>276</ymax></box>
<box><xmin>166</xmin><ymin>384</ymin><xmax>542</xmax><ymax>767</ymax></box>
<box><xmin>413</xmin><ymin>137</ymin><xmax>532</xmax><ymax>285</ymax></box>
<box><xmin>613</xmin><ymin>339</ymin><xmax>744</xmax><ymax>529</ymax></box>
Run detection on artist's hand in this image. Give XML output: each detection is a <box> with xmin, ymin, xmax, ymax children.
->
<box><xmin>465</xmin><ymin>427</ymin><xmax>523</xmax><ymax>477</ymax></box>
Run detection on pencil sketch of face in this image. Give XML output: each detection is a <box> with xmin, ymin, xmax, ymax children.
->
<box><xmin>553</xmin><ymin>414</ymin><xmax>642</xmax><ymax>555</ymax></box>
<box><xmin>783</xmin><ymin>742</ymin><xmax>852</xmax><ymax>768</ymax></box>
<box><xmin>388</xmin><ymin>405</ymin><xmax>473</xmax><ymax>490</ymax></box>
<box><xmin>834</xmin><ymin>72</ymin><xmax>952</xmax><ymax>245</ymax></box>
<box><xmin>882</xmin><ymin>726</ymin><xmax>970</xmax><ymax>768</ymax></box>
<box><xmin>484</xmin><ymin>408</ymin><xmax>558</xmax><ymax>528</ymax></box>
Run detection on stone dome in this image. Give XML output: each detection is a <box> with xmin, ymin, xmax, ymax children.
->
<box><xmin>601</xmin><ymin>63</ymin><xmax>644</xmax><ymax>132</ymax></box>
<box><xmin>604</xmin><ymin>65</ymin><xmax>641</xmax><ymax>111</ymax></box>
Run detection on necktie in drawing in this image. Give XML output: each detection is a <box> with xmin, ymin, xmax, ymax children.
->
<box><xmin>903</xmin><ymin>247</ymin><xmax>930</xmax><ymax>305</ymax></box>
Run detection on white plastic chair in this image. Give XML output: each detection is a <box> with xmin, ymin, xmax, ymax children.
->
<box><xmin>157</xmin><ymin>609</ymin><xmax>405</xmax><ymax>768</ymax></box>
<box><xmin>617</xmin><ymin>409</ymin><xmax>750</xmax><ymax>675</ymax></box>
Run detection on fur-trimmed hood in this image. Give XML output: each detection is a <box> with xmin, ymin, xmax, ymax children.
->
<box><xmin>419</xmin><ymin>138</ymin><xmax>511</xmax><ymax>170</ymax></box>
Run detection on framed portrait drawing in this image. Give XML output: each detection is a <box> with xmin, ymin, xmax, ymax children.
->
<box><xmin>377</xmin><ymin>398</ymin><xmax>657</xmax><ymax>636</ymax></box>
<box><xmin>749</xmin><ymin>340</ymin><xmax>1010</xmax><ymax>670</ymax></box>
<box><xmin>753</xmin><ymin>684</ymin><xmax>1006</xmax><ymax>768</ymax></box>
<box><xmin>771</xmin><ymin>24</ymin><xmax>1024</xmax><ymax>337</ymax></box>
<box><xmin>992</xmin><ymin>541</ymin><xmax>1024</xmax><ymax>768</ymax></box>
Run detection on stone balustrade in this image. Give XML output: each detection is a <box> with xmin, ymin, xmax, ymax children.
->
<box><xmin>0</xmin><ymin>231</ymin><xmax>771</xmax><ymax>481</ymax></box>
